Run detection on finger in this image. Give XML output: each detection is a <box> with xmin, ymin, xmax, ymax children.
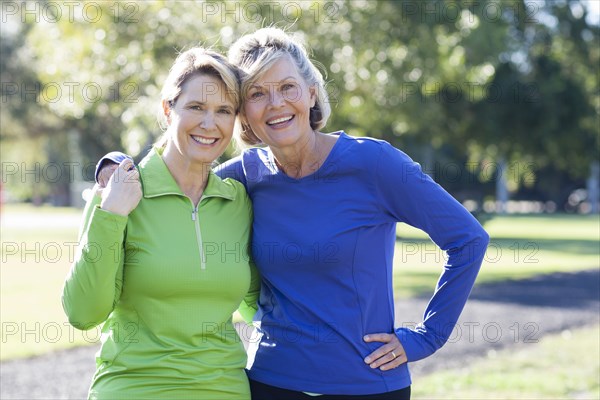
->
<box><xmin>378</xmin><ymin>352</ymin><xmax>408</xmax><ymax>371</ymax></box>
<box><xmin>367</xmin><ymin>346</ymin><xmax>407</xmax><ymax>370</ymax></box>
<box><xmin>364</xmin><ymin>343</ymin><xmax>396</xmax><ymax>367</ymax></box>
<box><xmin>124</xmin><ymin>168</ymin><xmax>140</xmax><ymax>183</ymax></box>
<box><xmin>363</xmin><ymin>333</ymin><xmax>393</xmax><ymax>343</ymax></box>
<box><xmin>108</xmin><ymin>162</ymin><xmax>135</xmax><ymax>184</ymax></box>
<box><xmin>119</xmin><ymin>158</ymin><xmax>135</xmax><ymax>172</ymax></box>
<box><xmin>98</xmin><ymin>164</ymin><xmax>118</xmax><ymax>188</ymax></box>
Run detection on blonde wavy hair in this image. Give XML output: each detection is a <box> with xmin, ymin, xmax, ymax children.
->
<box><xmin>228</xmin><ymin>27</ymin><xmax>331</xmax><ymax>148</ymax></box>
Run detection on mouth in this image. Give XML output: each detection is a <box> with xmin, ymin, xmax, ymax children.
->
<box><xmin>191</xmin><ymin>135</ymin><xmax>218</xmax><ymax>145</ymax></box>
<box><xmin>266</xmin><ymin>115</ymin><xmax>294</xmax><ymax>127</ymax></box>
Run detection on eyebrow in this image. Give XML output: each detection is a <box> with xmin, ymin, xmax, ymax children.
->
<box><xmin>250</xmin><ymin>76</ymin><xmax>297</xmax><ymax>89</ymax></box>
<box><xmin>185</xmin><ymin>100</ymin><xmax>234</xmax><ymax>109</ymax></box>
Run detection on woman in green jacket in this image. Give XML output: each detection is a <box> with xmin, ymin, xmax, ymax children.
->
<box><xmin>62</xmin><ymin>48</ymin><xmax>259</xmax><ymax>400</ymax></box>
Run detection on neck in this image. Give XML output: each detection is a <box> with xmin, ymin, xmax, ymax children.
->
<box><xmin>162</xmin><ymin>144</ymin><xmax>210</xmax><ymax>206</ymax></box>
<box><xmin>270</xmin><ymin>131</ymin><xmax>339</xmax><ymax>179</ymax></box>
<box><xmin>270</xmin><ymin>130</ymin><xmax>321</xmax><ymax>179</ymax></box>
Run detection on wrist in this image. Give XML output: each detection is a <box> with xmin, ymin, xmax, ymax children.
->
<box><xmin>100</xmin><ymin>200</ymin><xmax>129</xmax><ymax>217</ymax></box>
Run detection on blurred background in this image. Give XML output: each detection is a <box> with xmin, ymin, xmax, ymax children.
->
<box><xmin>1</xmin><ymin>1</ymin><xmax>599</xmax><ymax>399</ymax></box>
<box><xmin>1</xmin><ymin>0</ymin><xmax>599</xmax><ymax>212</ymax></box>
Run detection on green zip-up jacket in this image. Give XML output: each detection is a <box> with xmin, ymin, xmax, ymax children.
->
<box><xmin>62</xmin><ymin>147</ymin><xmax>259</xmax><ymax>400</ymax></box>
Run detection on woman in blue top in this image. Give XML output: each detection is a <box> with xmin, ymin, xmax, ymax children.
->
<box><xmin>97</xmin><ymin>27</ymin><xmax>489</xmax><ymax>400</ymax></box>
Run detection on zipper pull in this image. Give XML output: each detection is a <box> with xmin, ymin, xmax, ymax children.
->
<box><xmin>191</xmin><ymin>208</ymin><xmax>197</xmax><ymax>221</ymax></box>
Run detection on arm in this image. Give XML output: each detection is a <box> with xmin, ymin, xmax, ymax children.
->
<box><xmin>234</xmin><ymin>182</ymin><xmax>259</xmax><ymax>323</ymax></box>
<box><xmin>97</xmin><ymin>152</ymin><xmax>246</xmax><ymax>187</ymax></box>
<box><xmin>62</xmin><ymin>204</ymin><xmax>128</xmax><ymax>330</ymax></box>
<box><xmin>367</xmin><ymin>143</ymin><xmax>489</xmax><ymax>364</ymax></box>
<box><xmin>62</xmin><ymin>160</ymin><xmax>142</xmax><ymax>330</ymax></box>
<box><xmin>214</xmin><ymin>155</ymin><xmax>248</xmax><ymax>188</ymax></box>
<box><xmin>237</xmin><ymin>260</ymin><xmax>260</xmax><ymax>324</ymax></box>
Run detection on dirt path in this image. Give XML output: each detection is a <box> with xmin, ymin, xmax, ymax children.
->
<box><xmin>2</xmin><ymin>270</ymin><xmax>598</xmax><ymax>399</ymax></box>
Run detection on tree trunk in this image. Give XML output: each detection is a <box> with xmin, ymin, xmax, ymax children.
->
<box><xmin>587</xmin><ymin>160</ymin><xmax>599</xmax><ymax>214</ymax></box>
<box><xmin>496</xmin><ymin>157</ymin><xmax>508</xmax><ymax>214</ymax></box>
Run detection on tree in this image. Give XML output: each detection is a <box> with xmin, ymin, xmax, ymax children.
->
<box><xmin>2</xmin><ymin>0</ymin><xmax>597</xmax><ymax>211</ymax></box>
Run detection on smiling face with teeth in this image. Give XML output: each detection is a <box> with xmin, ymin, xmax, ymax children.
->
<box><xmin>243</xmin><ymin>55</ymin><xmax>317</xmax><ymax>150</ymax></box>
<box><xmin>162</xmin><ymin>73</ymin><xmax>236</xmax><ymax>168</ymax></box>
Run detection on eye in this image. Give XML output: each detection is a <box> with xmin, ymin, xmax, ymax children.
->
<box><xmin>188</xmin><ymin>105</ymin><xmax>202</xmax><ymax>111</ymax></box>
<box><xmin>218</xmin><ymin>108</ymin><xmax>233</xmax><ymax>115</ymax></box>
<box><xmin>281</xmin><ymin>83</ymin><xmax>296</xmax><ymax>91</ymax></box>
<box><xmin>249</xmin><ymin>91</ymin><xmax>264</xmax><ymax>100</ymax></box>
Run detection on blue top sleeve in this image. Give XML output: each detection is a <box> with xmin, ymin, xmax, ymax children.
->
<box><xmin>214</xmin><ymin>155</ymin><xmax>248</xmax><ymax>188</ymax></box>
<box><xmin>95</xmin><ymin>151</ymin><xmax>248</xmax><ymax>188</ymax></box>
<box><xmin>94</xmin><ymin>152</ymin><xmax>133</xmax><ymax>183</ymax></box>
<box><xmin>374</xmin><ymin>143</ymin><xmax>489</xmax><ymax>362</ymax></box>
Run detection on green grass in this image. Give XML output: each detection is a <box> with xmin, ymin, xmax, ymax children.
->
<box><xmin>394</xmin><ymin>214</ymin><xmax>600</xmax><ymax>297</ymax></box>
<box><xmin>1</xmin><ymin>205</ymin><xmax>599</xmax><ymax>360</ymax></box>
<box><xmin>1</xmin><ymin>204</ymin><xmax>100</xmax><ymax>360</ymax></box>
<box><xmin>413</xmin><ymin>324</ymin><xmax>600</xmax><ymax>399</ymax></box>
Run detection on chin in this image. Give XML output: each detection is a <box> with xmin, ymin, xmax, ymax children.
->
<box><xmin>190</xmin><ymin>152</ymin><xmax>219</xmax><ymax>165</ymax></box>
<box><xmin>267</xmin><ymin>131</ymin><xmax>304</xmax><ymax>147</ymax></box>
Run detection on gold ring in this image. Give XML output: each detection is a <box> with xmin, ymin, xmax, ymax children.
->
<box><xmin>391</xmin><ymin>351</ymin><xmax>397</xmax><ymax>359</ymax></box>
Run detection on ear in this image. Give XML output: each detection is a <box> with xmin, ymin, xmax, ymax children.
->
<box><xmin>309</xmin><ymin>86</ymin><xmax>317</xmax><ymax>108</ymax></box>
<box><xmin>161</xmin><ymin>99</ymin><xmax>171</xmax><ymax>124</ymax></box>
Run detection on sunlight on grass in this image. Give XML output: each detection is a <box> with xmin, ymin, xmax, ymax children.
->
<box><xmin>1</xmin><ymin>205</ymin><xmax>599</xmax><ymax>360</ymax></box>
<box><xmin>1</xmin><ymin>204</ymin><xmax>99</xmax><ymax>360</ymax></box>
<box><xmin>412</xmin><ymin>324</ymin><xmax>600</xmax><ymax>399</ymax></box>
<box><xmin>394</xmin><ymin>214</ymin><xmax>600</xmax><ymax>297</ymax></box>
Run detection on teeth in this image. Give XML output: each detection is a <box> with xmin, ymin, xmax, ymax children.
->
<box><xmin>267</xmin><ymin>116</ymin><xmax>293</xmax><ymax>125</ymax></box>
<box><xmin>192</xmin><ymin>136</ymin><xmax>217</xmax><ymax>145</ymax></box>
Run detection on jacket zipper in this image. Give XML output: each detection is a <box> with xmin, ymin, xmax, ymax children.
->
<box><xmin>190</xmin><ymin>201</ymin><xmax>206</xmax><ymax>270</ymax></box>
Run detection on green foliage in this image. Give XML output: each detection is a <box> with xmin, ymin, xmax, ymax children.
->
<box><xmin>1</xmin><ymin>0</ymin><xmax>598</xmax><ymax>205</ymax></box>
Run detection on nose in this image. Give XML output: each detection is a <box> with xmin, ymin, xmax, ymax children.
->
<box><xmin>269</xmin><ymin>87</ymin><xmax>285</xmax><ymax>108</ymax></box>
<box><xmin>200</xmin><ymin>112</ymin><xmax>216</xmax><ymax>130</ymax></box>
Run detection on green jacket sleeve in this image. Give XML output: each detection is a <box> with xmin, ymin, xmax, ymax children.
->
<box><xmin>234</xmin><ymin>182</ymin><xmax>260</xmax><ymax>324</ymax></box>
<box><xmin>62</xmin><ymin>194</ymin><xmax>127</xmax><ymax>331</ymax></box>
<box><xmin>237</xmin><ymin>260</ymin><xmax>260</xmax><ymax>324</ymax></box>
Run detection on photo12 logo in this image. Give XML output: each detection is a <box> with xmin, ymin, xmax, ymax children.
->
<box><xmin>197</xmin><ymin>1</ymin><xmax>340</xmax><ymax>23</ymax></box>
<box><xmin>1</xmin><ymin>1</ymin><xmax>139</xmax><ymax>24</ymax></box>
<box><xmin>1</xmin><ymin>81</ymin><xmax>139</xmax><ymax>105</ymax></box>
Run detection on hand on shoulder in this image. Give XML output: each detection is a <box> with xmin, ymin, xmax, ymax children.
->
<box><xmin>99</xmin><ymin>159</ymin><xmax>142</xmax><ymax>216</ymax></box>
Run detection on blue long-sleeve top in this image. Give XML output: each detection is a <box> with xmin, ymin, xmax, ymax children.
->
<box><xmin>97</xmin><ymin>132</ymin><xmax>489</xmax><ymax>395</ymax></box>
<box><xmin>216</xmin><ymin>132</ymin><xmax>489</xmax><ymax>395</ymax></box>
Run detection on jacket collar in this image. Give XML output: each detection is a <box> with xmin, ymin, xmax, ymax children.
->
<box><xmin>138</xmin><ymin>146</ymin><xmax>236</xmax><ymax>201</ymax></box>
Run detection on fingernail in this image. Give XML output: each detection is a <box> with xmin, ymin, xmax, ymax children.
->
<box><xmin>363</xmin><ymin>335</ymin><xmax>369</xmax><ymax>341</ymax></box>
<box><xmin>364</xmin><ymin>357</ymin><xmax>371</xmax><ymax>363</ymax></box>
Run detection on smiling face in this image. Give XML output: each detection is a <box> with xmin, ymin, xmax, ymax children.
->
<box><xmin>163</xmin><ymin>73</ymin><xmax>236</xmax><ymax>165</ymax></box>
<box><xmin>243</xmin><ymin>55</ymin><xmax>317</xmax><ymax>149</ymax></box>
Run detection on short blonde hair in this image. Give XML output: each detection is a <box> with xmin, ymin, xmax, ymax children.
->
<box><xmin>228</xmin><ymin>28</ymin><xmax>331</xmax><ymax>147</ymax></box>
<box><xmin>156</xmin><ymin>47</ymin><xmax>242</xmax><ymax>147</ymax></box>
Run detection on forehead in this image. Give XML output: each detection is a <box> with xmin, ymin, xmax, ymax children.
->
<box><xmin>179</xmin><ymin>74</ymin><xmax>234</xmax><ymax>105</ymax></box>
<box><xmin>253</xmin><ymin>55</ymin><xmax>301</xmax><ymax>85</ymax></box>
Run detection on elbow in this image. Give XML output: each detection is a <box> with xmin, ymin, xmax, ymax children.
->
<box><xmin>469</xmin><ymin>226</ymin><xmax>490</xmax><ymax>265</ymax></box>
<box><xmin>67</xmin><ymin>317</ymin><xmax>101</xmax><ymax>331</ymax></box>
<box><xmin>65</xmin><ymin>310</ymin><xmax>106</xmax><ymax>331</ymax></box>
<box><xmin>63</xmin><ymin>302</ymin><xmax>105</xmax><ymax>331</ymax></box>
<box><xmin>478</xmin><ymin>225</ymin><xmax>490</xmax><ymax>247</ymax></box>
<box><xmin>62</xmin><ymin>289</ymin><xmax>108</xmax><ymax>331</ymax></box>
<box><xmin>470</xmin><ymin>218</ymin><xmax>490</xmax><ymax>252</ymax></box>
